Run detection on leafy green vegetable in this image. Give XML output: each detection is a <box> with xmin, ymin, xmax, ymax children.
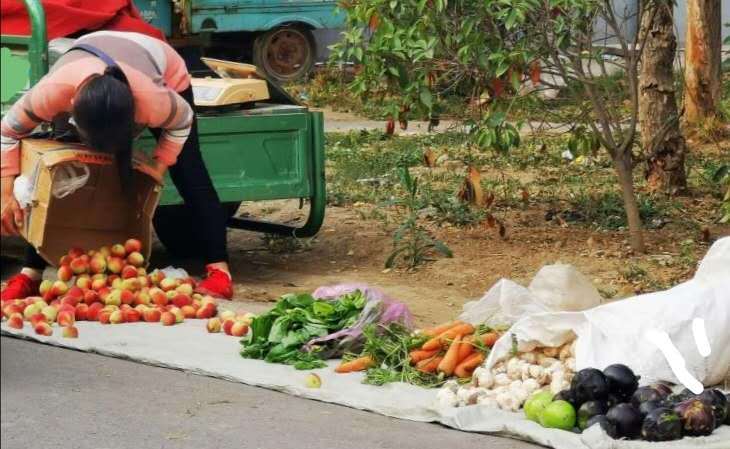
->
<box><xmin>240</xmin><ymin>291</ymin><xmax>367</xmax><ymax>369</ymax></box>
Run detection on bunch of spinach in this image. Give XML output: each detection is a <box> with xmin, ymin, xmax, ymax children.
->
<box><xmin>240</xmin><ymin>291</ymin><xmax>367</xmax><ymax>369</ymax></box>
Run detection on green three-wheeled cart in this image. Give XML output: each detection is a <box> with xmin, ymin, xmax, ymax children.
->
<box><xmin>1</xmin><ymin>0</ymin><xmax>326</xmax><ymax>258</ymax></box>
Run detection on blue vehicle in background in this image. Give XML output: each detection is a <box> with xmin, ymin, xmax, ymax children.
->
<box><xmin>134</xmin><ymin>0</ymin><xmax>345</xmax><ymax>81</ymax></box>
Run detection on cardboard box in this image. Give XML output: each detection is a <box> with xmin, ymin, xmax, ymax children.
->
<box><xmin>19</xmin><ymin>139</ymin><xmax>161</xmax><ymax>266</ymax></box>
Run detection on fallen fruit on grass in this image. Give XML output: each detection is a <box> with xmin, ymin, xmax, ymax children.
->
<box><xmin>143</xmin><ymin>308</ymin><xmax>161</xmax><ymax>322</ymax></box>
<box><xmin>57</xmin><ymin>310</ymin><xmax>75</xmax><ymax>327</ymax></box>
<box><xmin>109</xmin><ymin>310</ymin><xmax>125</xmax><ymax>324</ymax></box>
<box><xmin>62</xmin><ymin>326</ymin><xmax>79</xmax><ymax>338</ymax></box>
<box><xmin>34</xmin><ymin>321</ymin><xmax>53</xmax><ymax>336</ymax></box>
<box><xmin>160</xmin><ymin>311</ymin><xmax>176</xmax><ymax>326</ymax></box>
<box><xmin>127</xmin><ymin>251</ymin><xmax>144</xmax><ymax>267</ymax></box>
<box><xmin>7</xmin><ymin>313</ymin><xmax>24</xmax><ymax>329</ymax></box>
<box><xmin>57</xmin><ymin>265</ymin><xmax>74</xmax><ymax>282</ymax></box>
<box><xmin>206</xmin><ymin>317</ymin><xmax>222</xmax><ymax>333</ymax></box>
<box><xmin>304</xmin><ymin>373</ymin><xmax>322</xmax><ymax>389</ymax></box>
<box><xmin>230</xmin><ymin>321</ymin><xmax>248</xmax><ymax>337</ymax></box>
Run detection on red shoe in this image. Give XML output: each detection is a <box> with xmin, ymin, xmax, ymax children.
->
<box><xmin>195</xmin><ymin>265</ymin><xmax>233</xmax><ymax>300</ymax></box>
<box><xmin>1</xmin><ymin>273</ymin><xmax>41</xmax><ymax>301</ymax></box>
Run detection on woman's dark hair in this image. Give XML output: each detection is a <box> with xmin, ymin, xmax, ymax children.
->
<box><xmin>72</xmin><ymin>65</ymin><xmax>135</xmax><ymax>188</ymax></box>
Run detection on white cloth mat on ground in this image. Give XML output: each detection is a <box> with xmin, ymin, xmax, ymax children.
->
<box><xmin>2</xmin><ymin>321</ymin><xmax>728</xmax><ymax>449</ymax></box>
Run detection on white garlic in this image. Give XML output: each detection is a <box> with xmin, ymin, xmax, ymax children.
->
<box><xmin>565</xmin><ymin>357</ymin><xmax>576</xmax><ymax>371</ymax></box>
<box><xmin>530</xmin><ymin>365</ymin><xmax>551</xmax><ymax>385</ymax></box>
<box><xmin>523</xmin><ymin>378</ymin><xmax>540</xmax><ymax>394</ymax></box>
<box><xmin>493</xmin><ymin>361</ymin><xmax>507</xmax><ymax>374</ymax></box>
<box><xmin>528</xmin><ymin>364</ymin><xmax>544</xmax><ymax>378</ymax></box>
<box><xmin>437</xmin><ymin>388</ymin><xmax>458</xmax><ymax>407</ymax></box>
<box><xmin>540</xmin><ymin>357</ymin><xmax>559</xmax><ymax>368</ymax></box>
<box><xmin>543</xmin><ymin>346</ymin><xmax>559</xmax><ymax>358</ymax></box>
<box><xmin>442</xmin><ymin>379</ymin><xmax>460</xmax><ymax>392</ymax></box>
<box><xmin>474</xmin><ymin>367</ymin><xmax>494</xmax><ymax>389</ymax></box>
<box><xmin>496</xmin><ymin>392</ymin><xmax>522</xmax><ymax>412</ymax></box>
<box><xmin>559</xmin><ymin>344</ymin><xmax>572</xmax><ymax>361</ymax></box>
<box><xmin>519</xmin><ymin>352</ymin><xmax>537</xmax><ymax>364</ymax></box>
<box><xmin>547</xmin><ymin>361</ymin><xmax>564</xmax><ymax>374</ymax></box>
<box><xmin>550</xmin><ymin>372</ymin><xmax>567</xmax><ymax>395</ymax></box>
<box><xmin>456</xmin><ymin>386</ymin><xmax>478</xmax><ymax>406</ymax></box>
<box><xmin>494</xmin><ymin>373</ymin><xmax>511</xmax><ymax>386</ymax></box>
<box><xmin>520</xmin><ymin>363</ymin><xmax>533</xmax><ymax>381</ymax></box>
<box><xmin>507</xmin><ymin>358</ymin><xmax>525</xmax><ymax>380</ymax></box>
<box><xmin>510</xmin><ymin>384</ymin><xmax>530</xmax><ymax>404</ymax></box>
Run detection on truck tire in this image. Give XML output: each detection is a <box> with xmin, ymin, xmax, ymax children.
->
<box><xmin>153</xmin><ymin>202</ymin><xmax>240</xmax><ymax>258</ymax></box>
<box><xmin>253</xmin><ymin>25</ymin><xmax>316</xmax><ymax>82</ymax></box>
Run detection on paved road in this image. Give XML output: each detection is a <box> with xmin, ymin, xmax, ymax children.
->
<box><xmin>1</xmin><ymin>337</ymin><xmax>539</xmax><ymax>449</ymax></box>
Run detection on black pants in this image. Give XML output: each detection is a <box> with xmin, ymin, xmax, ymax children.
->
<box><xmin>24</xmin><ymin>86</ymin><xmax>228</xmax><ymax>269</ymax></box>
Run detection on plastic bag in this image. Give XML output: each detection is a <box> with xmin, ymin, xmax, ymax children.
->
<box><xmin>160</xmin><ymin>266</ymin><xmax>190</xmax><ymax>280</ymax></box>
<box><xmin>304</xmin><ymin>283</ymin><xmax>413</xmax><ymax>356</ymax></box>
<box><xmin>13</xmin><ymin>175</ymin><xmax>34</xmax><ymax>209</ymax></box>
<box><xmin>483</xmin><ymin>237</ymin><xmax>730</xmax><ymax>388</ymax></box>
<box><xmin>459</xmin><ymin>264</ymin><xmax>601</xmax><ymax>326</ymax></box>
<box><xmin>51</xmin><ymin>162</ymin><xmax>90</xmax><ymax>198</ymax></box>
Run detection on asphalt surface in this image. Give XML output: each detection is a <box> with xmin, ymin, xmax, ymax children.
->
<box><xmin>1</xmin><ymin>337</ymin><xmax>539</xmax><ymax>449</ymax></box>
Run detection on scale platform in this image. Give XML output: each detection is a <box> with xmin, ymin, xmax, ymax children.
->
<box><xmin>191</xmin><ymin>58</ymin><xmax>270</xmax><ymax>107</ymax></box>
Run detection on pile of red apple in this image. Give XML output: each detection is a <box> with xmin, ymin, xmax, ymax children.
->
<box><xmin>1</xmin><ymin>239</ymin><xmax>251</xmax><ymax>339</ymax></box>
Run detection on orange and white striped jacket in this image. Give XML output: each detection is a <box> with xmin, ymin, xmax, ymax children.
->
<box><xmin>1</xmin><ymin>31</ymin><xmax>192</xmax><ymax>178</ymax></box>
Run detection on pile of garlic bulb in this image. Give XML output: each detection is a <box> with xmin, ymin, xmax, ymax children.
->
<box><xmin>437</xmin><ymin>339</ymin><xmax>576</xmax><ymax>411</ymax></box>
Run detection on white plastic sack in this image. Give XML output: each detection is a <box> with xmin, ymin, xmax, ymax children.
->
<box><xmin>12</xmin><ymin>161</ymin><xmax>90</xmax><ymax>208</ymax></box>
<box><xmin>483</xmin><ymin>237</ymin><xmax>730</xmax><ymax>388</ymax></box>
<box><xmin>12</xmin><ymin>175</ymin><xmax>33</xmax><ymax>208</ymax></box>
<box><xmin>459</xmin><ymin>264</ymin><xmax>601</xmax><ymax>326</ymax></box>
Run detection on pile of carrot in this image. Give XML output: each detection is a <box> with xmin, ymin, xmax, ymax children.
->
<box><xmin>410</xmin><ymin>321</ymin><xmax>500</xmax><ymax>379</ymax></box>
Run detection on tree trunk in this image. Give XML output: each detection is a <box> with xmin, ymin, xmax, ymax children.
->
<box><xmin>639</xmin><ymin>2</ymin><xmax>687</xmax><ymax>194</ymax></box>
<box><xmin>684</xmin><ymin>0</ymin><xmax>722</xmax><ymax>124</ymax></box>
<box><xmin>614</xmin><ymin>153</ymin><xmax>646</xmax><ymax>253</ymax></box>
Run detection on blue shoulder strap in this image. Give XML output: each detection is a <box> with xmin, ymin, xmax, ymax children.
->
<box><xmin>68</xmin><ymin>43</ymin><xmax>119</xmax><ymax>69</ymax></box>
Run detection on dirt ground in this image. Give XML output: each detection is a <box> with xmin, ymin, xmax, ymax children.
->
<box><xmin>2</xmin><ymin>179</ymin><xmax>728</xmax><ymax>328</ymax></box>
<box><xmin>1</xmin><ymin>125</ymin><xmax>727</xmax><ymax>328</ymax></box>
